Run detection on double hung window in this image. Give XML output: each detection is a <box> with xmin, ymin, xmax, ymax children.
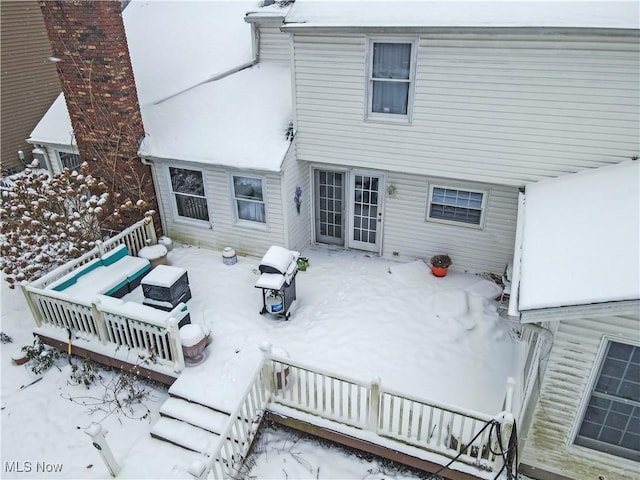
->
<box><xmin>231</xmin><ymin>175</ymin><xmax>266</xmax><ymax>224</ymax></box>
<box><xmin>368</xmin><ymin>40</ymin><xmax>415</xmax><ymax>119</ymax></box>
<box><xmin>169</xmin><ymin>167</ymin><xmax>209</xmax><ymax>222</ymax></box>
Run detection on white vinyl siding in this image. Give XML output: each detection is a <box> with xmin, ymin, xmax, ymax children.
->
<box><xmin>521</xmin><ymin>314</ymin><xmax>640</xmax><ymax>480</ymax></box>
<box><xmin>292</xmin><ymin>34</ymin><xmax>640</xmax><ymax>186</ymax></box>
<box><xmin>152</xmin><ymin>160</ymin><xmax>285</xmax><ymax>256</ymax></box>
<box><xmin>258</xmin><ymin>24</ymin><xmax>290</xmax><ymax>63</ymax></box>
<box><xmin>281</xmin><ymin>140</ymin><xmax>311</xmax><ymax>252</ymax></box>
<box><xmin>383</xmin><ymin>172</ymin><xmax>517</xmax><ymax>273</ymax></box>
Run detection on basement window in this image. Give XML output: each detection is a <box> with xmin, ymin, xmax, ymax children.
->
<box><xmin>427</xmin><ymin>185</ymin><xmax>487</xmax><ymax>228</ymax></box>
<box><xmin>575</xmin><ymin>341</ymin><xmax>640</xmax><ymax>461</ymax></box>
<box><xmin>168</xmin><ymin>167</ymin><xmax>209</xmax><ymax>222</ymax></box>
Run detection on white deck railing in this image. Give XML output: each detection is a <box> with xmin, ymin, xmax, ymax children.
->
<box><xmin>266</xmin><ymin>352</ymin><xmax>371</xmax><ymax>430</ymax></box>
<box><xmin>20</xmin><ymin>217</ymin><xmax>184</xmax><ymax>372</ymax></box>
<box><xmin>196</xmin><ymin>360</ymin><xmax>269</xmax><ymax>480</ymax></box>
<box><xmin>29</xmin><ymin>216</ymin><xmax>157</xmax><ymax>290</ymax></box>
<box><xmin>98</xmin><ymin>303</ymin><xmax>184</xmax><ymax>372</ymax></box>
<box><xmin>194</xmin><ymin>345</ymin><xmax>515</xmax><ymax>479</ymax></box>
<box><xmin>377</xmin><ymin>387</ymin><xmax>498</xmax><ymax>470</ymax></box>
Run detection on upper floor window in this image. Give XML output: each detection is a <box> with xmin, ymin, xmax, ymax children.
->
<box><xmin>231</xmin><ymin>175</ymin><xmax>266</xmax><ymax>224</ymax></box>
<box><xmin>168</xmin><ymin>167</ymin><xmax>209</xmax><ymax>222</ymax></box>
<box><xmin>367</xmin><ymin>39</ymin><xmax>416</xmax><ymax>120</ymax></box>
<box><xmin>427</xmin><ymin>185</ymin><xmax>487</xmax><ymax>228</ymax></box>
<box><xmin>58</xmin><ymin>151</ymin><xmax>81</xmax><ymax>171</ymax></box>
<box><xmin>575</xmin><ymin>341</ymin><xmax>639</xmax><ymax>461</ymax></box>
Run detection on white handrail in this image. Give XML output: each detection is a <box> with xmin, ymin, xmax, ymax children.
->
<box><xmin>268</xmin><ymin>352</ymin><xmax>371</xmax><ymax>389</ymax></box>
<box><xmin>29</xmin><ymin>217</ymin><xmax>154</xmax><ymax>289</ymax></box>
<box><xmin>206</xmin><ymin>359</ymin><xmax>268</xmax><ymax>479</ymax></box>
<box><xmin>261</xmin><ymin>352</ymin><xmax>508</xmax><ymax>474</ymax></box>
<box><xmin>380</xmin><ymin>384</ymin><xmax>496</xmax><ymax>423</ymax></box>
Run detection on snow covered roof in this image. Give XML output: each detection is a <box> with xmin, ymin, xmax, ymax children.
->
<box><xmin>28</xmin><ymin>0</ymin><xmax>293</xmax><ymax>172</ymax></box>
<box><xmin>139</xmin><ymin>63</ymin><xmax>291</xmax><ymax>171</ymax></box>
<box><xmin>28</xmin><ymin>94</ymin><xmax>75</xmax><ymax>147</ymax></box>
<box><xmin>246</xmin><ymin>0</ymin><xmax>294</xmax><ymax>21</ymax></box>
<box><xmin>518</xmin><ymin>160</ymin><xmax>640</xmax><ymax>311</ymax></box>
<box><xmin>124</xmin><ymin>0</ymin><xmax>257</xmax><ymax>106</ymax></box>
<box><xmin>284</xmin><ymin>0</ymin><xmax>640</xmax><ymax>30</ymax></box>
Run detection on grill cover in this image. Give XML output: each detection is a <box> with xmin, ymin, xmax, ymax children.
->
<box><xmin>258</xmin><ymin>245</ymin><xmax>299</xmax><ymax>276</ymax></box>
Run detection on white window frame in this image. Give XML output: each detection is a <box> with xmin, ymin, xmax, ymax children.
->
<box><xmin>229</xmin><ymin>174</ymin><xmax>268</xmax><ymax>228</ymax></box>
<box><xmin>56</xmin><ymin>150</ymin><xmax>81</xmax><ymax>171</ymax></box>
<box><xmin>572</xmin><ymin>338</ymin><xmax>640</xmax><ymax>462</ymax></box>
<box><xmin>426</xmin><ymin>185</ymin><xmax>488</xmax><ymax>229</ymax></box>
<box><xmin>365</xmin><ymin>37</ymin><xmax>418</xmax><ymax>123</ymax></box>
<box><xmin>165</xmin><ymin>165</ymin><xmax>210</xmax><ymax>224</ymax></box>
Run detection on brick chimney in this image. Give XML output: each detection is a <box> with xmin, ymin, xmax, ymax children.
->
<box><xmin>39</xmin><ymin>0</ymin><xmax>159</xmax><ymax>232</ymax></box>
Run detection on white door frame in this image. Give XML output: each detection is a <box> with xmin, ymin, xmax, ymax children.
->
<box><xmin>311</xmin><ymin>166</ymin><xmax>385</xmax><ymax>255</ymax></box>
<box><xmin>347</xmin><ymin>171</ymin><xmax>385</xmax><ymax>253</ymax></box>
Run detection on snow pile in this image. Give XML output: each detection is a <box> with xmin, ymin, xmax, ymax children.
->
<box><xmin>179</xmin><ymin>324</ymin><xmax>205</xmax><ymax>348</ymax></box>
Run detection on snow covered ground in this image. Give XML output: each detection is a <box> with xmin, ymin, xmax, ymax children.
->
<box><xmin>1</xmin><ymin>243</ymin><xmax>524</xmax><ymax>478</ymax></box>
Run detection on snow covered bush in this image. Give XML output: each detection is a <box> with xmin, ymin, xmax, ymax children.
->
<box><xmin>21</xmin><ymin>336</ymin><xmax>61</xmax><ymax>375</ymax></box>
<box><xmin>69</xmin><ymin>357</ymin><xmax>103</xmax><ymax>388</ymax></box>
<box><xmin>63</xmin><ymin>354</ymin><xmax>164</xmax><ymax>423</ymax></box>
<box><xmin>0</xmin><ymin>161</ymin><xmax>152</xmax><ymax>287</ymax></box>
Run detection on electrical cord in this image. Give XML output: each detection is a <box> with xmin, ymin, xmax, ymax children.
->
<box><xmin>425</xmin><ymin>417</ymin><xmax>518</xmax><ymax>480</ymax></box>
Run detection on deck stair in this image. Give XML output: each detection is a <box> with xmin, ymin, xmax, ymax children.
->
<box><xmin>151</xmin><ymin>395</ymin><xmax>232</xmax><ymax>454</ymax></box>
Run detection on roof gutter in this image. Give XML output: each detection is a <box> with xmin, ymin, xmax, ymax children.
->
<box><xmin>280</xmin><ymin>24</ymin><xmax>639</xmax><ymax>37</ymax></box>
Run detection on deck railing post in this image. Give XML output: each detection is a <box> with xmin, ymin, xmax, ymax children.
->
<box><xmin>95</xmin><ymin>239</ymin><xmax>105</xmax><ymax>257</ymax></box>
<box><xmin>85</xmin><ymin>423</ymin><xmax>120</xmax><ymax>477</ymax></box>
<box><xmin>503</xmin><ymin>377</ymin><xmax>516</xmax><ymax>413</ymax></box>
<box><xmin>144</xmin><ymin>215</ymin><xmax>157</xmax><ymax>245</ymax></box>
<box><xmin>20</xmin><ymin>283</ymin><xmax>42</xmax><ymax>327</ymax></box>
<box><xmin>260</xmin><ymin>342</ymin><xmax>275</xmax><ymax>395</ymax></box>
<box><xmin>167</xmin><ymin>317</ymin><xmax>185</xmax><ymax>373</ymax></box>
<box><xmin>91</xmin><ymin>299</ymin><xmax>109</xmax><ymax>345</ymax></box>
<box><xmin>368</xmin><ymin>377</ymin><xmax>381</xmax><ymax>432</ymax></box>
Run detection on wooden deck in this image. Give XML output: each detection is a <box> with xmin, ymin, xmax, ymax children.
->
<box><xmin>38</xmin><ymin>332</ymin><xmax>178</xmax><ymax>386</ymax></box>
<box><xmin>264</xmin><ymin>411</ymin><xmax>487</xmax><ymax>480</ymax></box>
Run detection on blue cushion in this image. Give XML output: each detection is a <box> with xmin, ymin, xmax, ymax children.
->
<box><xmin>51</xmin><ymin>258</ymin><xmax>102</xmax><ymax>291</ymax></box>
<box><xmin>127</xmin><ymin>263</ymin><xmax>151</xmax><ymax>284</ymax></box>
<box><xmin>101</xmin><ymin>244</ymin><xmax>130</xmax><ymax>266</ymax></box>
<box><xmin>52</xmin><ymin>276</ymin><xmax>78</xmax><ymax>292</ymax></box>
<box><xmin>105</xmin><ymin>280</ymin><xmax>130</xmax><ymax>298</ymax></box>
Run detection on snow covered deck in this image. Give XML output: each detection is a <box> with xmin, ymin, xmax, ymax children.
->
<box><xmin>143</xmin><ymin>244</ymin><xmax>522</xmax><ymax>478</ymax></box>
<box><xmin>160</xmin><ymin>244</ymin><xmax>523</xmax><ymax>417</ymax></box>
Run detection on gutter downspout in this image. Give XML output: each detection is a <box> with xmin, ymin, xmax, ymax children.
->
<box><xmin>139</xmin><ymin>155</ymin><xmax>169</xmax><ymax>236</ymax></box>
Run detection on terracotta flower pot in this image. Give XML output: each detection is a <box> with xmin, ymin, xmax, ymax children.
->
<box><xmin>431</xmin><ymin>266</ymin><xmax>449</xmax><ymax>277</ymax></box>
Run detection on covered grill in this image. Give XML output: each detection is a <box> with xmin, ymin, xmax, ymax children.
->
<box><xmin>255</xmin><ymin>245</ymin><xmax>299</xmax><ymax>320</ymax></box>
